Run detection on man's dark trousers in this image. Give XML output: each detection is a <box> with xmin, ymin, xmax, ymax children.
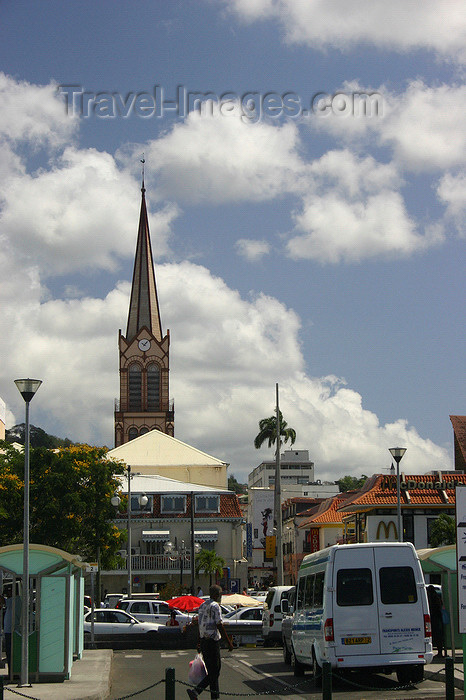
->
<box><xmin>195</xmin><ymin>637</ymin><xmax>221</xmax><ymax>699</ymax></box>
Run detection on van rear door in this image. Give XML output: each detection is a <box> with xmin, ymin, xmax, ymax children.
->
<box><xmin>333</xmin><ymin>547</ymin><xmax>381</xmax><ymax>656</ymax></box>
<box><xmin>374</xmin><ymin>546</ymin><xmax>426</xmax><ymax>655</ymax></box>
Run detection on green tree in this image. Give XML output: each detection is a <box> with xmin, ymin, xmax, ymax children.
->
<box><xmin>429</xmin><ymin>514</ymin><xmax>455</xmax><ymax>547</ymax></box>
<box><xmin>337</xmin><ymin>475</ymin><xmax>368</xmax><ymax>492</ymax></box>
<box><xmin>254</xmin><ymin>410</ymin><xmax>296</xmax><ymax>451</ymax></box>
<box><xmin>195</xmin><ymin>549</ymin><xmax>226</xmax><ymax>586</ymax></box>
<box><xmin>228</xmin><ymin>474</ymin><xmax>247</xmax><ymax>494</ymax></box>
<box><xmin>0</xmin><ymin>441</ymin><xmax>126</xmax><ymax>568</ymax></box>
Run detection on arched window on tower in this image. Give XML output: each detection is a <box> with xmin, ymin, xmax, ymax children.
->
<box><xmin>128</xmin><ymin>363</ymin><xmax>142</xmax><ymax>411</ymax></box>
<box><xmin>128</xmin><ymin>427</ymin><xmax>138</xmax><ymax>441</ymax></box>
<box><xmin>147</xmin><ymin>363</ymin><xmax>160</xmax><ymax>410</ymax></box>
<box><xmin>139</xmin><ymin>427</ymin><xmax>149</xmax><ymax>436</ymax></box>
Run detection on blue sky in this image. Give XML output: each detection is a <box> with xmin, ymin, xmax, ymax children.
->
<box><xmin>1</xmin><ymin>1</ymin><xmax>465</xmax><ymax>482</ymax></box>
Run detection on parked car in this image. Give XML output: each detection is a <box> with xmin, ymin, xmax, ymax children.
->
<box><xmin>262</xmin><ymin>585</ymin><xmax>294</xmax><ymax>645</ymax></box>
<box><xmin>223</xmin><ymin>606</ymin><xmax>263</xmax><ymax>629</ymax></box>
<box><xmin>281</xmin><ymin>586</ymin><xmax>296</xmax><ymax>664</ymax></box>
<box><xmin>116</xmin><ymin>598</ymin><xmax>191</xmax><ymax>625</ymax></box>
<box><xmin>222</xmin><ymin>606</ymin><xmax>264</xmax><ymax>646</ymax></box>
<box><xmin>83</xmin><ymin>609</ymin><xmax>163</xmax><ymax>636</ymax></box>
<box><xmin>103</xmin><ymin>593</ymin><xmax>124</xmax><ymax>608</ymax></box>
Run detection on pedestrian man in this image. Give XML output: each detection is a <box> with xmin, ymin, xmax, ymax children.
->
<box><xmin>187</xmin><ymin>584</ymin><xmax>233</xmax><ymax>700</ymax></box>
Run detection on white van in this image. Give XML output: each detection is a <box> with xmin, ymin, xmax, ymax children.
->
<box><xmin>262</xmin><ymin>585</ymin><xmax>293</xmax><ymax>645</ymax></box>
<box><xmin>288</xmin><ymin>542</ymin><xmax>433</xmax><ymax>685</ymax></box>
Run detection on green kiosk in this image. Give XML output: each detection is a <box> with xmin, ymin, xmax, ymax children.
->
<box><xmin>0</xmin><ymin>544</ymin><xmax>87</xmax><ymax>682</ymax></box>
<box><xmin>418</xmin><ymin>545</ymin><xmax>459</xmax><ymax>658</ymax></box>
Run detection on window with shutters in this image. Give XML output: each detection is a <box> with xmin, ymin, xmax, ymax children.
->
<box><xmin>128</xmin><ymin>363</ymin><xmax>142</xmax><ymax>411</ymax></box>
<box><xmin>147</xmin><ymin>363</ymin><xmax>160</xmax><ymax>410</ymax></box>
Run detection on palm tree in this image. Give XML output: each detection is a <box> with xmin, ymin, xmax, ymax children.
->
<box><xmin>254</xmin><ymin>410</ymin><xmax>296</xmax><ymax>451</ymax></box>
<box><xmin>195</xmin><ymin>549</ymin><xmax>226</xmax><ymax>586</ymax></box>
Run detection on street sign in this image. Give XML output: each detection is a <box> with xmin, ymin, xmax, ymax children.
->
<box><xmin>456</xmin><ymin>486</ymin><xmax>466</xmax><ymax>632</ymax></box>
<box><xmin>229</xmin><ymin>578</ymin><xmax>241</xmax><ymax>593</ymax></box>
<box><xmin>246</xmin><ymin>523</ymin><xmax>252</xmax><ymax>557</ymax></box>
<box><xmin>86</xmin><ymin>563</ymin><xmax>99</xmax><ymax>573</ymax></box>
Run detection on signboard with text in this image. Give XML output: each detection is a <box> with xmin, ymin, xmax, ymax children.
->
<box><xmin>265</xmin><ymin>535</ymin><xmax>276</xmax><ymax>559</ymax></box>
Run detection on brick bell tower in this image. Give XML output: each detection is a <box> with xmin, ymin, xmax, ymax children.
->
<box><xmin>114</xmin><ymin>175</ymin><xmax>174</xmax><ymax>446</ymax></box>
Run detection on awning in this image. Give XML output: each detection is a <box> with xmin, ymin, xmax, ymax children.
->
<box><xmin>141</xmin><ymin>530</ymin><xmax>170</xmax><ymax>541</ymax></box>
<box><xmin>194</xmin><ymin>530</ymin><xmax>218</xmax><ymax>542</ymax></box>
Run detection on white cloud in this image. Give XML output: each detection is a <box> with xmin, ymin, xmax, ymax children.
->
<box><xmin>137</xmin><ymin>111</ymin><xmax>304</xmax><ymax>203</ymax></box>
<box><xmin>0</xmin><ymin>147</ymin><xmax>178</xmax><ymax>276</ymax></box>
<box><xmin>2</xmin><ymin>254</ymin><xmax>450</xmax><ymax>481</ymax></box>
<box><xmin>380</xmin><ymin>82</ymin><xmax>466</xmax><ymax>171</ymax></box>
<box><xmin>0</xmin><ymin>72</ymin><xmax>76</xmax><ymax>148</ymax></box>
<box><xmin>286</xmin><ymin>151</ymin><xmax>443</xmax><ymax>263</ymax></box>
<box><xmin>437</xmin><ymin>171</ymin><xmax>466</xmax><ymax>235</ymax></box>
<box><xmin>235</xmin><ymin>238</ymin><xmax>270</xmax><ymax>261</ymax></box>
<box><xmin>311</xmin><ymin>81</ymin><xmax>466</xmax><ymax>173</ymax></box>
<box><xmin>224</xmin><ymin>0</ymin><xmax>466</xmax><ymax>62</ymax></box>
<box><xmin>0</xmin><ymin>73</ymin><xmax>451</xmax><ymax>481</ymax></box>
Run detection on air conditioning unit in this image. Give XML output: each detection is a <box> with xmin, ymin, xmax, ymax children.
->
<box><xmin>131</xmin><ymin>547</ymin><xmax>140</xmax><ymax>555</ymax></box>
<box><xmin>117</xmin><ymin>550</ymin><xmax>127</xmax><ymax>558</ymax></box>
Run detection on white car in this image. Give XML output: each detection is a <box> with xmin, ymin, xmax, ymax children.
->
<box><xmin>84</xmin><ymin>608</ymin><xmax>163</xmax><ymax>636</ymax></box>
<box><xmin>116</xmin><ymin>599</ymin><xmax>191</xmax><ymax>625</ymax></box>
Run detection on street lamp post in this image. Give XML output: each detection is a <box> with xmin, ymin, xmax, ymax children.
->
<box><xmin>164</xmin><ymin>540</ymin><xmax>201</xmax><ymax>590</ymax></box>
<box><xmin>389</xmin><ymin>447</ymin><xmax>407</xmax><ymax>542</ymax></box>
<box><xmin>14</xmin><ymin>378</ymin><xmax>42</xmax><ymax>688</ymax></box>
<box><xmin>111</xmin><ymin>475</ymin><xmax>148</xmax><ymax>597</ymax></box>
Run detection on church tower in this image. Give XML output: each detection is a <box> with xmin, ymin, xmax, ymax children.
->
<box><xmin>114</xmin><ymin>179</ymin><xmax>174</xmax><ymax>446</ymax></box>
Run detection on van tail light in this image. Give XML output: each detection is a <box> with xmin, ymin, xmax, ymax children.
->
<box><xmin>424</xmin><ymin>614</ymin><xmax>432</xmax><ymax>638</ymax></box>
<box><xmin>269</xmin><ymin>615</ymin><xmax>274</xmax><ymax>626</ymax></box>
<box><xmin>324</xmin><ymin>618</ymin><xmax>334</xmax><ymax>642</ymax></box>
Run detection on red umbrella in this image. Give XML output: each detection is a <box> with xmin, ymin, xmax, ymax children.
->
<box><xmin>167</xmin><ymin>595</ymin><xmax>205</xmax><ymax>612</ymax></box>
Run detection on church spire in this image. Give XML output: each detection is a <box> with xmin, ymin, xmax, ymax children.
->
<box><xmin>125</xmin><ymin>181</ymin><xmax>163</xmax><ymax>342</ymax></box>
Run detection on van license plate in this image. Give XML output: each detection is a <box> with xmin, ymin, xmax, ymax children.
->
<box><xmin>343</xmin><ymin>636</ymin><xmax>371</xmax><ymax>645</ymax></box>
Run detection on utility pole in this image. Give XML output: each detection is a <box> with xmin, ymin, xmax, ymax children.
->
<box><xmin>274</xmin><ymin>383</ymin><xmax>284</xmax><ymax>585</ymax></box>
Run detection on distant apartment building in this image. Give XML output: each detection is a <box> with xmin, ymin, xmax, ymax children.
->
<box><xmin>249</xmin><ymin>449</ymin><xmax>315</xmax><ymax>488</ymax></box>
<box><xmin>248</xmin><ymin>449</ymin><xmax>338</xmax><ymax>499</ymax></box>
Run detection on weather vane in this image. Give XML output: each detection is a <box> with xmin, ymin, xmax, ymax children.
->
<box><xmin>140</xmin><ymin>154</ymin><xmax>145</xmax><ymax>190</ymax></box>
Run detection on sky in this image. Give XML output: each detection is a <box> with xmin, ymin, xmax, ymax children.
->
<box><xmin>0</xmin><ymin>0</ymin><xmax>465</xmax><ymax>483</ymax></box>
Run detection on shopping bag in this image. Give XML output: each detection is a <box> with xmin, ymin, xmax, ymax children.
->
<box><xmin>188</xmin><ymin>652</ymin><xmax>207</xmax><ymax>685</ymax></box>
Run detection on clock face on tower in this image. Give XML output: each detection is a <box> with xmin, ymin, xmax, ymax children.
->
<box><xmin>138</xmin><ymin>338</ymin><xmax>151</xmax><ymax>352</ymax></box>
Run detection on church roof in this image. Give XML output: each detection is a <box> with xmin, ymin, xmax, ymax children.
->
<box><xmin>117</xmin><ymin>473</ymin><xmax>230</xmax><ymax>494</ymax></box>
<box><xmin>107</xmin><ymin>428</ymin><xmax>228</xmax><ymax>468</ymax></box>
<box><xmin>126</xmin><ymin>185</ymin><xmax>163</xmax><ymax>342</ymax></box>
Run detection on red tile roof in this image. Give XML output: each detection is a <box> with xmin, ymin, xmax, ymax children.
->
<box><xmin>450</xmin><ymin>415</ymin><xmax>466</xmax><ymax>469</ymax></box>
<box><xmin>338</xmin><ymin>473</ymin><xmax>466</xmax><ymax>512</ymax></box>
<box><xmin>298</xmin><ymin>492</ymin><xmax>355</xmax><ymax>526</ymax></box>
<box><xmin>129</xmin><ymin>492</ymin><xmax>242</xmax><ymax>520</ymax></box>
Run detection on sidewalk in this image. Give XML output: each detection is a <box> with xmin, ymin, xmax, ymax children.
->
<box><xmin>425</xmin><ymin>652</ymin><xmax>464</xmax><ymax>693</ymax></box>
<box><xmin>0</xmin><ymin>650</ymin><xmax>112</xmax><ymax>700</ymax></box>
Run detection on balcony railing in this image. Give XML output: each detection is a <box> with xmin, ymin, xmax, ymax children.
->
<box><xmin>105</xmin><ymin>553</ymin><xmax>192</xmax><ymax>573</ymax></box>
